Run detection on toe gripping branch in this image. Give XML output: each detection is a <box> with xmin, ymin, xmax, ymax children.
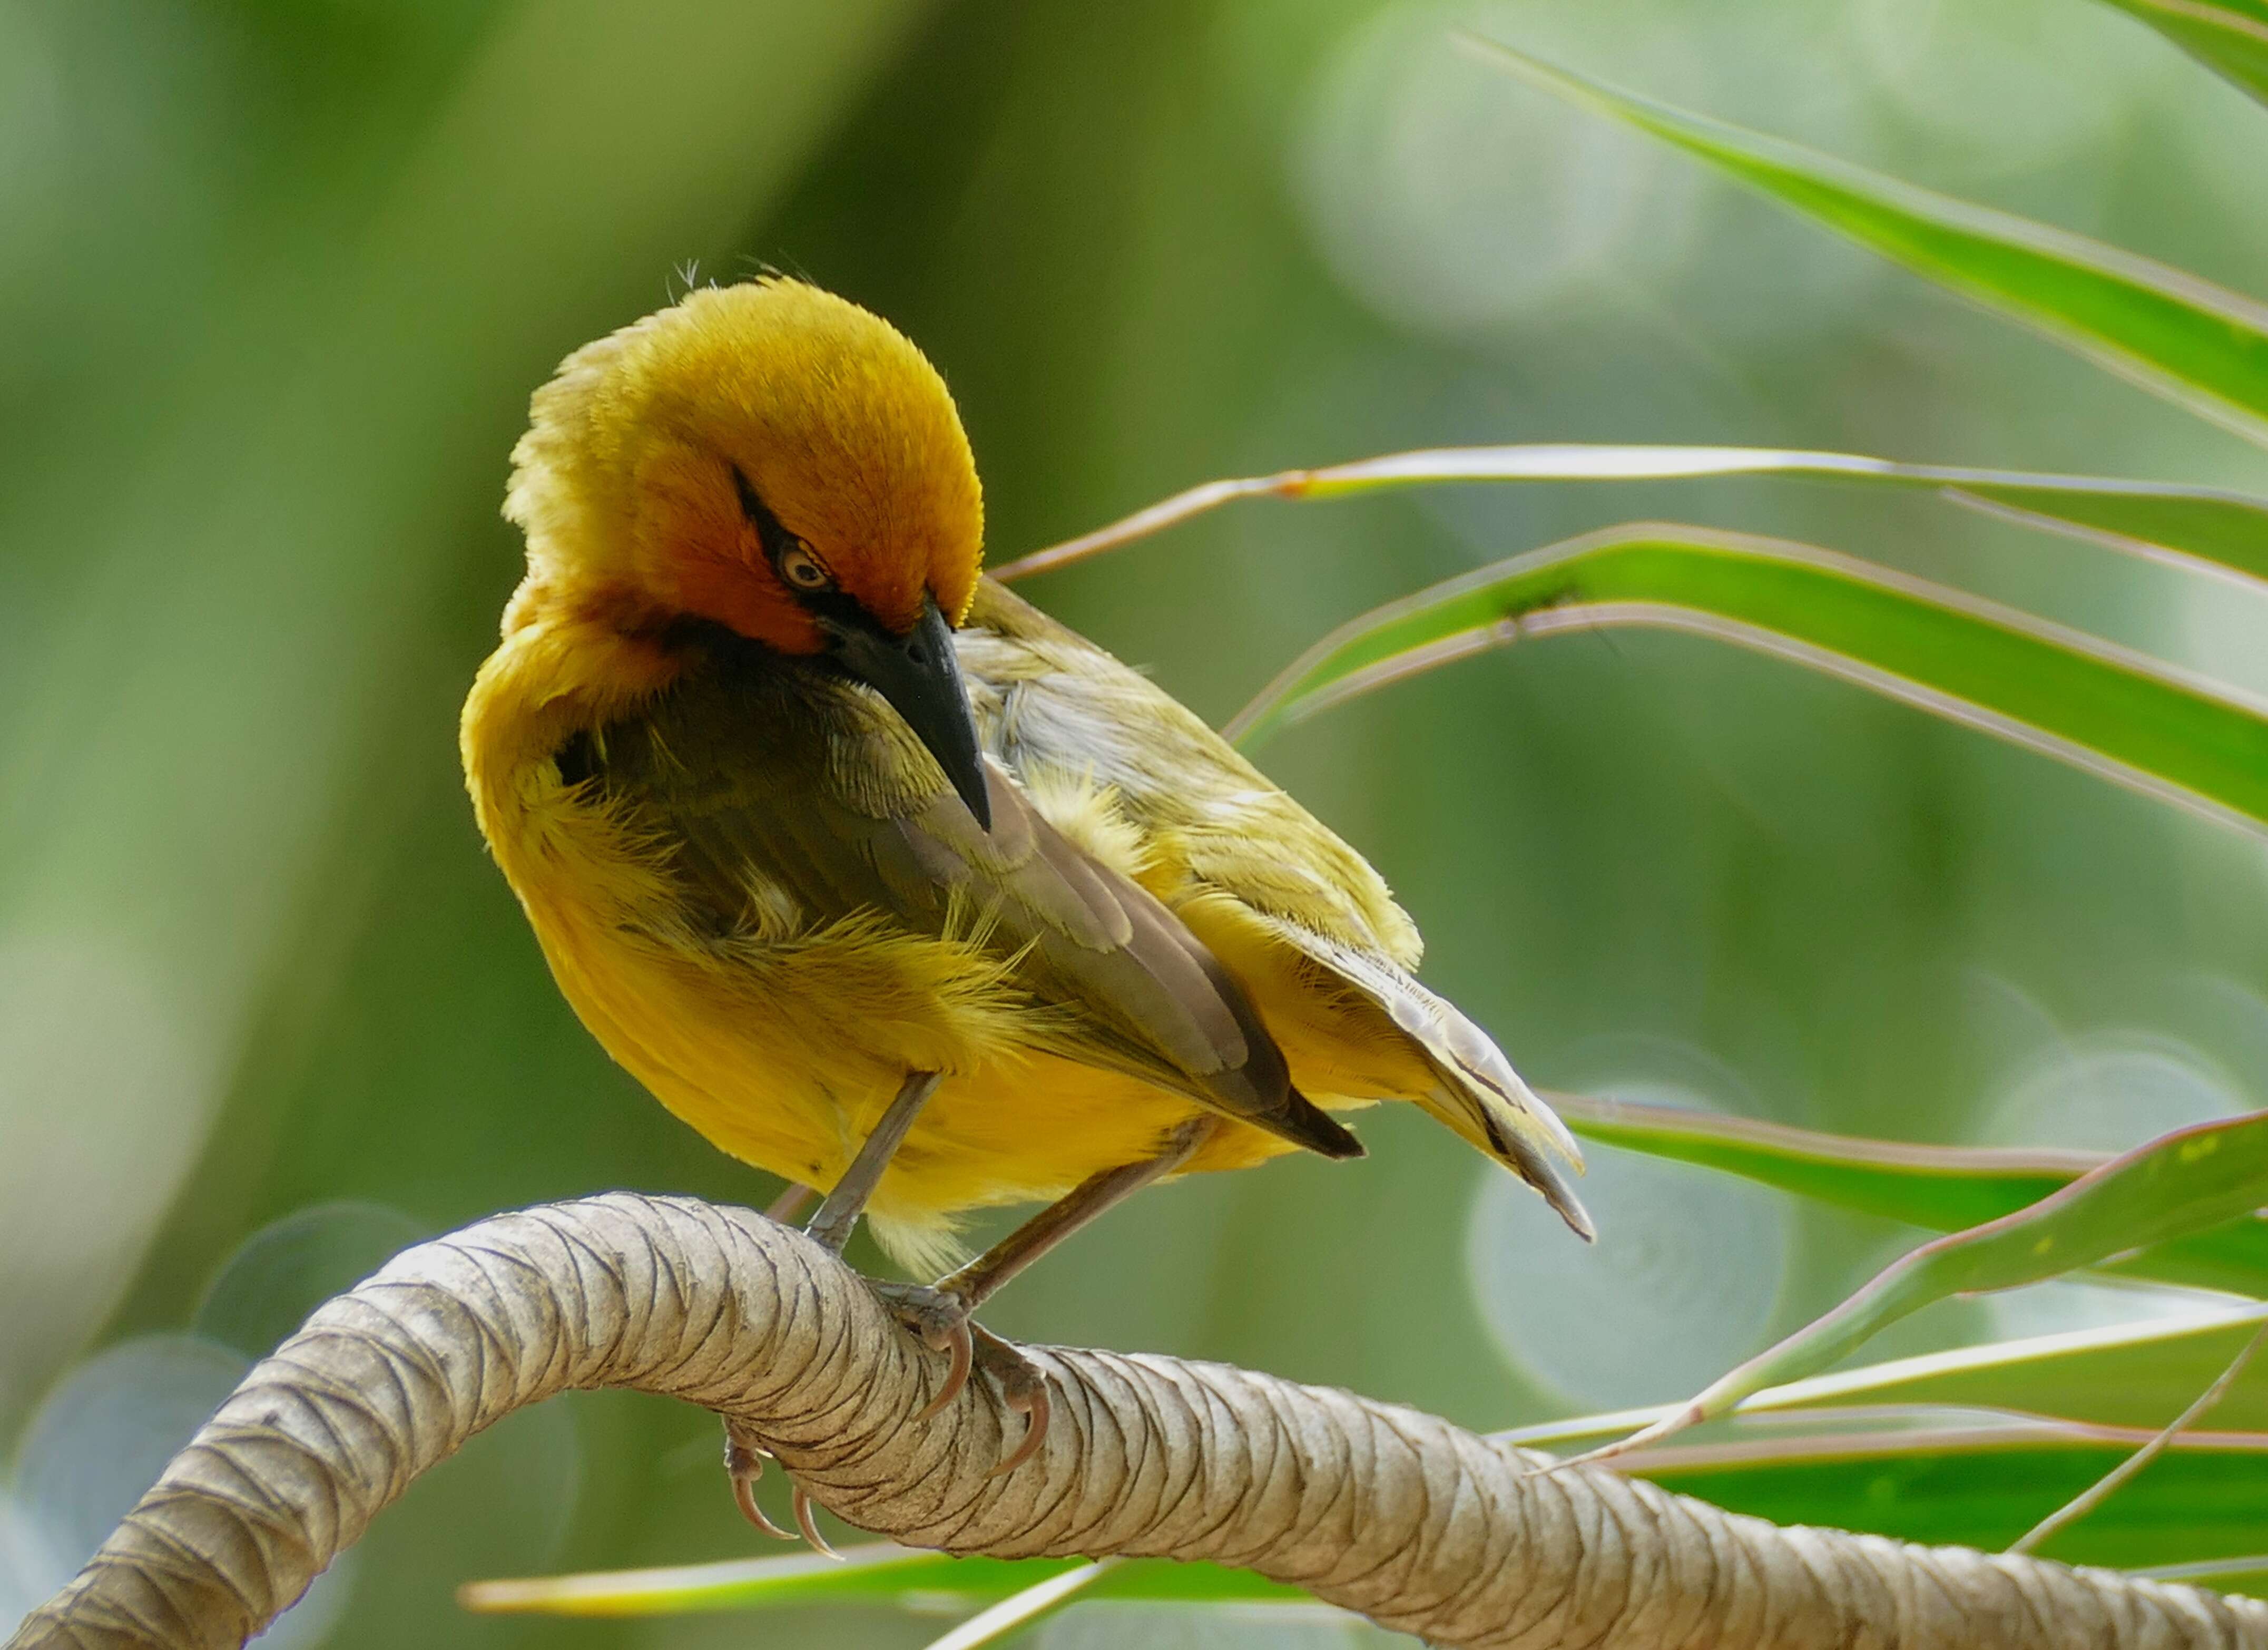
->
<box><xmin>737</xmin><ymin>1108</ymin><xmax>1213</xmax><ymax>1548</ymax></box>
<box><xmin>719</xmin><ymin>1304</ymin><xmax>1046</xmax><ymax>1557</ymax></box>
<box><xmin>723</xmin><ymin>1418</ymin><xmax>846</xmax><ymax>1559</ymax></box>
<box><xmin>871</xmin><ymin>1282</ymin><xmax>1052</xmax><ymax>1478</ymax></box>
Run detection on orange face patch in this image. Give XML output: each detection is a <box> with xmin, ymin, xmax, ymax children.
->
<box><xmin>601</xmin><ymin>281</ymin><xmax>984</xmax><ymax>655</ymax></box>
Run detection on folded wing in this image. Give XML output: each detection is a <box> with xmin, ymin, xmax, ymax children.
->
<box><xmin>961</xmin><ymin>578</ymin><xmax>1589</xmax><ymax>1237</ymax></box>
<box><xmin>584</xmin><ymin>658</ymin><xmax>1363</xmax><ymax>1162</ymax></box>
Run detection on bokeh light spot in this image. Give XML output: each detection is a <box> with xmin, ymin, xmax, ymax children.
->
<box><xmin>1294</xmin><ymin>3</ymin><xmax>1701</xmax><ymax>338</ymax></box>
<box><xmin>195</xmin><ymin>1202</ymin><xmax>430</xmax><ymax>1360</ymax></box>
<box><xmin>1466</xmin><ymin>1080</ymin><xmax>1790</xmax><ymax>1409</ymax></box>
<box><xmin>9</xmin><ymin>1335</ymin><xmax>353</xmax><ymax>1648</ymax></box>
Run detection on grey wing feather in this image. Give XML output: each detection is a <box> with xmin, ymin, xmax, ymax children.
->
<box><xmin>1252</xmin><ymin>915</ymin><xmax>1592</xmax><ymax>1239</ymax></box>
<box><xmin>958</xmin><ymin>579</ymin><xmax>1588</xmax><ymax>1236</ymax></box>
<box><xmin>588</xmin><ymin>667</ymin><xmax>1361</xmax><ymax>1160</ymax></box>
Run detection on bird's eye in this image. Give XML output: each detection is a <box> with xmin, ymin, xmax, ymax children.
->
<box><xmin>778</xmin><ymin>540</ymin><xmax>833</xmax><ymax>592</ymax></box>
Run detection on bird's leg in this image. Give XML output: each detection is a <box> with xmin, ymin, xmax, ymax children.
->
<box><xmin>726</xmin><ymin>1075</ymin><xmax>940</xmax><ymax>1553</ymax></box>
<box><xmin>803</xmin><ymin>1071</ymin><xmax>942</xmax><ymax>1253</ymax></box>
<box><xmin>872</xmin><ymin>1115</ymin><xmax>1219</xmax><ymax>1472</ymax></box>
<box><xmin>940</xmin><ymin>1115</ymin><xmax>1218</xmax><ymax>1309</ymax></box>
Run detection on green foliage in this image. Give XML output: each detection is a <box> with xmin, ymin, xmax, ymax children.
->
<box><xmin>997</xmin><ymin>445</ymin><xmax>2268</xmax><ymax>588</ymax></box>
<box><xmin>1584</xmin><ymin>1112</ymin><xmax>2268</xmax><ymax>1458</ymax></box>
<box><xmin>1464</xmin><ymin>38</ymin><xmax>2268</xmax><ymax>445</ymax></box>
<box><xmin>1636</xmin><ymin>1425</ymin><xmax>2268</xmax><ymax>1571</ymax></box>
<box><xmin>10</xmin><ymin>3</ymin><xmax>2267</xmax><ymax>1647</ymax></box>
<box><xmin>1547</xmin><ymin>1095</ymin><xmax>2268</xmax><ymax>1294</ymax></box>
<box><xmin>461</xmin><ymin>1549</ymin><xmax>1305</xmax><ymax>1620</ymax></box>
<box><xmin>1226</xmin><ymin>524</ymin><xmax>2268</xmax><ymax>844</ymax></box>
<box><xmin>1506</xmin><ymin>1305</ymin><xmax>2268</xmax><ymax>1443</ymax></box>
<box><xmin>2091</xmin><ymin>0</ymin><xmax>2268</xmax><ymax>106</ymax></box>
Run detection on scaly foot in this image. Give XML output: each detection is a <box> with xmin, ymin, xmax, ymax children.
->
<box><xmin>867</xmin><ymin>1281</ymin><xmax>1050</xmax><ymax>1476</ymax></box>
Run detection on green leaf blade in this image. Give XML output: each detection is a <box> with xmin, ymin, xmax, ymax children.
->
<box><xmin>1550</xmin><ymin>1091</ymin><xmax>2096</xmax><ymax>1231</ymax></box>
<box><xmin>1461</xmin><ymin>39</ymin><xmax>2268</xmax><ymax>445</ymax></box>
<box><xmin>918</xmin><ymin>1560</ymin><xmax>1119</xmax><ymax>1650</ymax></box>
<box><xmin>1230</xmin><ymin>525</ymin><xmax>2268</xmax><ymax>843</ymax></box>
<box><xmin>1547</xmin><ymin>1092</ymin><xmax>2268</xmax><ymax>1294</ymax></box>
<box><xmin>2093</xmin><ymin>0</ymin><xmax>2268</xmax><ymax>109</ymax></box>
<box><xmin>1609</xmin><ymin>1112</ymin><xmax>2268</xmax><ymax>1448</ymax></box>
<box><xmin>1504</xmin><ymin>1306</ymin><xmax>2268</xmax><ymax>1447</ymax></box>
<box><xmin>459</xmin><ymin>1546</ymin><xmax>1305</xmax><ymax>1619</ymax></box>
<box><xmin>991</xmin><ymin>446</ymin><xmax>2268</xmax><ymax>589</ymax></box>
<box><xmin>1630</xmin><ymin>1427</ymin><xmax>2268</xmax><ymax>1571</ymax></box>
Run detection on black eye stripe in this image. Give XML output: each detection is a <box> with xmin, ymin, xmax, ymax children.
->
<box><xmin>732</xmin><ymin>466</ymin><xmax>836</xmax><ymax>592</ymax></box>
<box><xmin>730</xmin><ymin>465</ymin><xmax>784</xmax><ymax>548</ymax></box>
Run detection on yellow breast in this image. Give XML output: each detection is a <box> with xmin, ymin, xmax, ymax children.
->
<box><xmin>462</xmin><ymin>617</ymin><xmax>1307</xmax><ymax>1268</ymax></box>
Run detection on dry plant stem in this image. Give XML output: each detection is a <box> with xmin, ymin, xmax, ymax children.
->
<box><xmin>9</xmin><ymin>1194</ymin><xmax>2266</xmax><ymax>1650</ymax></box>
<box><xmin>990</xmin><ymin>471</ymin><xmax>1308</xmax><ymax>581</ymax></box>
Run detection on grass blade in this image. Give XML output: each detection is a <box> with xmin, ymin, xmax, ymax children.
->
<box><xmin>1225</xmin><ymin>524</ymin><xmax>2268</xmax><ymax>843</ymax></box>
<box><xmin>1460</xmin><ymin>39</ymin><xmax>2268</xmax><ymax>446</ymax></box>
<box><xmin>1498</xmin><ymin>1304</ymin><xmax>2268</xmax><ymax>1447</ymax></box>
<box><xmin>1626</xmin><ymin>1420</ymin><xmax>2268</xmax><ymax>1569</ymax></box>
<box><xmin>2093</xmin><ymin>0</ymin><xmax>2268</xmax><ymax>109</ymax></box>
<box><xmin>1552</xmin><ymin>1090</ymin><xmax>2096</xmax><ymax>1229</ymax></box>
<box><xmin>2007</xmin><ymin>1317</ymin><xmax>2268</xmax><ymax>1554</ymax></box>
<box><xmin>2131</xmin><ymin>1553</ymin><xmax>2268</xmax><ymax>1592</ymax></box>
<box><xmin>460</xmin><ymin>1545</ymin><xmax>1305</xmax><ymax>1619</ymax></box>
<box><xmin>456</xmin><ymin>1545</ymin><xmax>1028</xmax><ymax>1617</ymax></box>
<box><xmin>1568</xmin><ymin>1111</ymin><xmax>2268</xmax><ymax>1463</ymax></box>
<box><xmin>919</xmin><ymin>1560</ymin><xmax>1118</xmax><ymax>1650</ymax></box>
<box><xmin>990</xmin><ymin>445</ymin><xmax>2268</xmax><ymax>588</ymax></box>
<box><xmin>1548</xmin><ymin>1092</ymin><xmax>2268</xmax><ymax>1293</ymax></box>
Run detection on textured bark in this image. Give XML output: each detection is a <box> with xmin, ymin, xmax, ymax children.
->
<box><xmin>7</xmin><ymin>1193</ymin><xmax>2264</xmax><ymax>1649</ymax></box>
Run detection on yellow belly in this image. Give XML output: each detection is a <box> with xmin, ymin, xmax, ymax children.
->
<box><xmin>522</xmin><ymin>871</ymin><xmax>1303</xmax><ymax>1265</ymax></box>
<box><xmin>464</xmin><ymin>633</ymin><xmax>1416</xmax><ymax>1273</ymax></box>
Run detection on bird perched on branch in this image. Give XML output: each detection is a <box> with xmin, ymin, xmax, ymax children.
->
<box><xmin>462</xmin><ymin>279</ymin><xmax>1588</xmax><ymax>1509</ymax></box>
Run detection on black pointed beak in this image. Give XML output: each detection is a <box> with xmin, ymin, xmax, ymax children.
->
<box><xmin>826</xmin><ymin>595</ymin><xmax>992</xmax><ymax>831</ymax></box>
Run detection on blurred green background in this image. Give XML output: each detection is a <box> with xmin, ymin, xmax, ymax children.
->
<box><xmin>4</xmin><ymin>0</ymin><xmax>2268</xmax><ymax>1644</ymax></box>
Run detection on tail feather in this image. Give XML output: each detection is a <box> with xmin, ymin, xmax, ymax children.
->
<box><xmin>1394</xmin><ymin>982</ymin><xmax>1581</xmax><ymax>1165</ymax></box>
<box><xmin>1254</xmin><ymin>915</ymin><xmax>1590</xmax><ymax>1238</ymax></box>
<box><xmin>1283</xmin><ymin>1083</ymin><xmax>1367</xmax><ymax>1160</ymax></box>
<box><xmin>1437</xmin><ymin>1079</ymin><xmax>1594</xmax><ymax>1240</ymax></box>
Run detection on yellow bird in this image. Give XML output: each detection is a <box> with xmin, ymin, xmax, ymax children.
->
<box><xmin>462</xmin><ymin>278</ymin><xmax>1587</xmax><ymax>1486</ymax></box>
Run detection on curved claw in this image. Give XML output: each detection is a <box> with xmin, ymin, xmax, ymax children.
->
<box><xmin>731</xmin><ymin>1471</ymin><xmax>796</xmax><ymax>1540</ymax></box>
<box><xmin>723</xmin><ymin>1429</ymin><xmax>797</xmax><ymax>1539</ymax></box>
<box><xmin>988</xmin><ymin>1381</ymin><xmax>1050</xmax><ymax>1479</ymax></box>
<box><xmin>791</xmin><ymin>1482</ymin><xmax>841</xmax><ymax>1560</ymax></box>
<box><xmin>913</xmin><ymin>1317</ymin><xmax>974</xmax><ymax>1422</ymax></box>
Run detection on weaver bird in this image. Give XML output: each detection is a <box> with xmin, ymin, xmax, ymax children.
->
<box><xmin>462</xmin><ymin>278</ymin><xmax>1588</xmax><ymax>1514</ymax></box>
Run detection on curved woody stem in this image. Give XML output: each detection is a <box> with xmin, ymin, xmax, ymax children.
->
<box><xmin>7</xmin><ymin>1193</ymin><xmax>2264</xmax><ymax>1650</ymax></box>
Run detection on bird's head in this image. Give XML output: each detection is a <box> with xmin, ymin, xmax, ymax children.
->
<box><xmin>506</xmin><ymin>278</ymin><xmax>992</xmax><ymax>825</ymax></box>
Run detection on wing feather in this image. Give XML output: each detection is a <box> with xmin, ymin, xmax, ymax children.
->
<box><xmin>962</xmin><ymin>579</ymin><xmax>1589</xmax><ymax>1236</ymax></box>
<box><xmin>585</xmin><ymin>650</ymin><xmax>1361</xmax><ymax>1160</ymax></box>
<box><xmin>1252</xmin><ymin>916</ymin><xmax>1590</xmax><ymax>1238</ymax></box>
